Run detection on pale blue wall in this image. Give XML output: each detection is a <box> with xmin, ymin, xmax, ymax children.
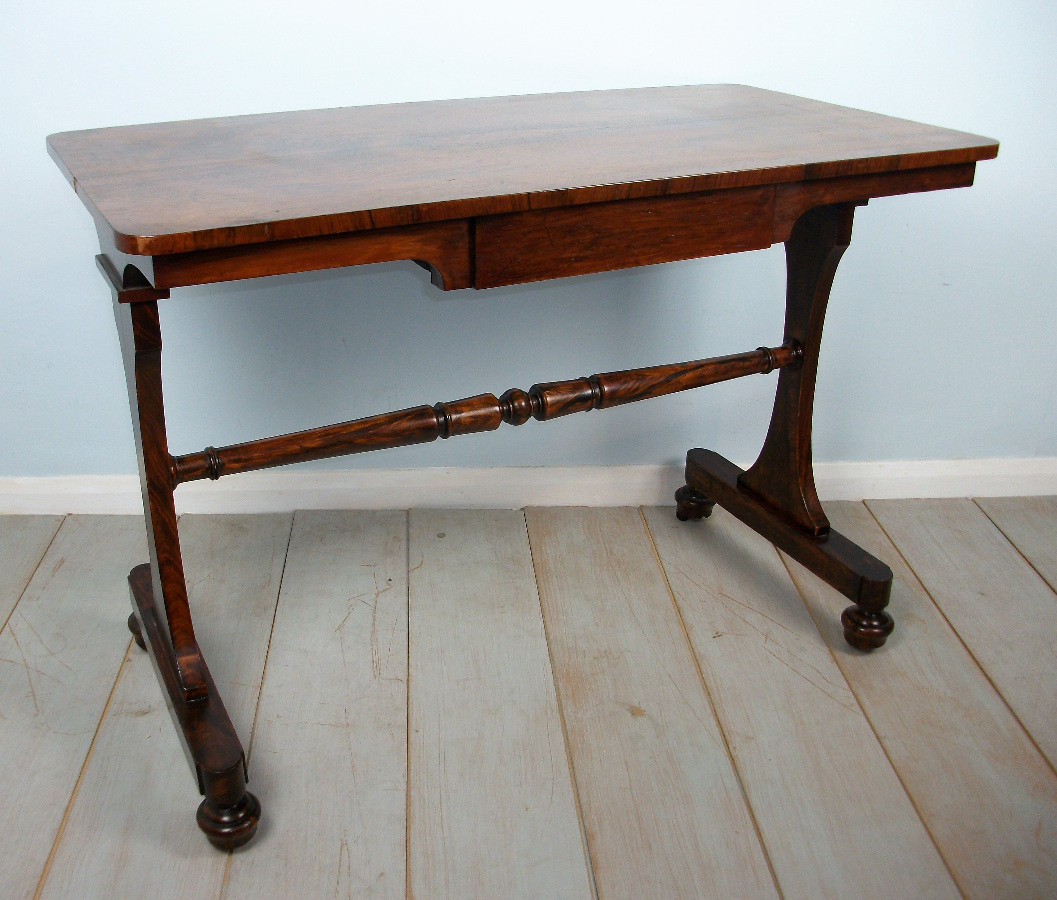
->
<box><xmin>1</xmin><ymin>1</ymin><xmax>1053</xmax><ymax>476</ymax></box>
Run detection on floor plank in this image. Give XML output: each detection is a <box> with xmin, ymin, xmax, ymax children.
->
<box><xmin>38</xmin><ymin>514</ymin><xmax>292</xmax><ymax>900</ymax></box>
<box><xmin>0</xmin><ymin>514</ymin><xmax>64</xmax><ymax>628</ymax></box>
<box><xmin>0</xmin><ymin>516</ymin><xmax>145</xmax><ymax>900</ymax></box>
<box><xmin>222</xmin><ymin>510</ymin><xmax>408</xmax><ymax>900</ymax></box>
<box><xmin>868</xmin><ymin>498</ymin><xmax>1057</xmax><ymax>769</ymax></box>
<box><xmin>526</xmin><ymin>507</ymin><xmax>777</xmax><ymax>900</ymax></box>
<box><xmin>644</xmin><ymin>506</ymin><xmax>958</xmax><ymax>900</ymax></box>
<box><xmin>783</xmin><ymin>500</ymin><xmax>1057</xmax><ymax>898</ymax></box>
<box><xmin>4</xmin><ymin>502</ymin><xmax>1052</xmax><ymax>897</ymax></box>
<box><xmin>976</xmin><ymin>496</ymin><xmax>1057</xmax><ymax>593</ymax></box>
<box><xmin>408</xmin><ymin>509</ymin><xmax>594</xmax><ymax>900</ymax></box>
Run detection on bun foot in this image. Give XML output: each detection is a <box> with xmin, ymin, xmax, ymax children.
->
<box><xmin>127</xmin><ymin>612</ymin><xmax>146</xmax><ymax>651</ymax></box>
<box><xmin>841</xmin><ymin>606</ymin><xmax>894</xmax><ymax>651</ymax></box>
<box><xmin>197</xmin><ymin>791</ymin><xmax>261</xmax><ymax>851</ymax></box>
<box><xmin>675</xmin><ymin>485</ymin><xmax>716</xmax><ymax>521</ymax></box>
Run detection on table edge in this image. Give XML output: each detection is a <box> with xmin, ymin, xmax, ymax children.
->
<box><xmin>50</xmin><ymin>135</ymin><xmax>998</xmax><ymax>257</ymax></box>
<box><xmin>92</xmin><ymin>160</ymin><xmax>983</xmax><ymax>294</ymax></box>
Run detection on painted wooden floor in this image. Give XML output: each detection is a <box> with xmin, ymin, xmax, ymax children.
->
<box><xmin>1</xmin><ymin>499</ymin><xmax>1055</xmax><ymax>899</ymax></box>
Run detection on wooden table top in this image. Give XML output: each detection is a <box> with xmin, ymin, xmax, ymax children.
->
<box><xmin>48</xmin><ymin>85</ymin><xmax>997</xmax><ymax>257</ymax></box>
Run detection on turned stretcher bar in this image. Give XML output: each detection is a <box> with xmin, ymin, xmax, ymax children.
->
<box><xmin>169</xmin><ymin>343</ymin><xmax>801</xmax><ymax>485</ymax></box>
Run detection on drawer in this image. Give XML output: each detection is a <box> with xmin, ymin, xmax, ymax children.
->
<box><xmin>474</xmin><ymin>185</ymin><xmax>775</xmax><ymax>288</ymax></box>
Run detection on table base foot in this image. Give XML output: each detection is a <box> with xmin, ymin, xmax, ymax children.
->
<box><xmin>127</xmin><ymin>611</ymin><xmax>147</xmax><ymax>651</ymax></box>
<box><xmin>681</xmin><ymin>448</ymin><xmax>894</xmax><ymax>650</ymax></box>
<box><xmin>128</xmin><ymin>564</ymin><xmax>260</xmax><ymax>849</ymax></box>
<box><xmin>674</xmin><ymin>485</ymin><xmax>716</xmax><ymax>521</ymax></box>
<box><xmin>197</xmin><ymin>791</ymin><xmax>262</xmax><ymax>851</ymax></box>
<box><xmin>841</xmin><ymin>606</ymin><xmax>895</xmax><ymax>651</ymax></box>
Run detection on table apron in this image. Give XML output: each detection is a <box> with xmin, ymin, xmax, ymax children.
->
<box><xmin>111</xmin><ymin>163</ymin><xmax>978</xmax><ymax>295</ymax></box>
<box><xmin>474</xmin><ymin>185</ymin><xmax>776</xmax><ymax>287</ymax></box>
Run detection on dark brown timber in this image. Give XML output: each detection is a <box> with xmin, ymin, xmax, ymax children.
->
<box><xmin>770</xmin><ymin>163</ymin><xmax>976</xmax><ymax>242</ymax></box>
<box><xmin>171</xmin><ymin>344</ymin><xmax>797</xmax><ymax>485</ymax></box>
<box><xmin>102</xmin><ymin>256</ymin><xmax>208</xmax><ymax>701</ymax></box>
<box><xmin>675</xmin><ymin>486</ymin><xmax>716</xmax><ymax>522</ymax></box>
<box><xmin>48</xmin><ymin>87</ymin><xmax>997</xmax><ymax>850</ymax></box>
<box><xmin>684</xmin><ymin>450</ymin><xmax>894</xmax><ymax>650</ymax></box>
<box><xmin>129</xmin><ymin>565</ymin><xmax>259</xmax><ymax>850</ymax></box>
<box><xmin>151</xmin><ymin>219</ymin><xmax>473</xmax><ymax>291</ymax></box>
<box><xmin>474</xmin><ymin>185</ymin><xmax>775</xmax><ymax>287</ymax></box>
<box><xmin>739</xmin><ymin>204</ymin><xmax>855</xmax><ymax>538</ymax></box>
<box><xmin>103</xmin><ymin>253</ymin><xmax>261</xmax><ymax>848</ymax></box>
<box><xmin>47</xmin><ymin>85</ymin><xmax>996</xmax><ymax>257</ymax></box>
<box><xmin>678</xmin><ymin>202</ymin><xmax>896</xmax><ymax>649</ymax></box>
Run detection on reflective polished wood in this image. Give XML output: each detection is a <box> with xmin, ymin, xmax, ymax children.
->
<box><xmin>47</xmin><ymin>85</ymin><xmax>998</xmax><ymax>850</ymax></box>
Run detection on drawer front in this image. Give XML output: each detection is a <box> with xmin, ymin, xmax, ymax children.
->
<box><xmin>474</xmin><ymin>185</ymin><xmax>775</xmax><ymax>288</ymax></box>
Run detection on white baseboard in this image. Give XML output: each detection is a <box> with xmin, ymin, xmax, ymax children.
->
<box><xmin>0</xmin><ymin>458</ymin><xmax>1054</xmax><ymax>515</ymax></box>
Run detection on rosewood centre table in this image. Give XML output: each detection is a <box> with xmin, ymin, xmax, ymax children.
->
<box><xmin>47</xmin><ymin>85</ymin><xmax>998</xmax><ymax>850</ymax></box>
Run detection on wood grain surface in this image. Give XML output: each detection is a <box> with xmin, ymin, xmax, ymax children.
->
<box><xmin>785</xmin><ymin>501</ymin><xmax>1057</xmax><ymax>900</ymax></box>
<box><xmin>1</xmin><ymin>504</ymin><xmax>1055</xmax><ymax>896</ymax></box>
<box><xmin>474</xmin><ymin>185</ymin><xmax>774</xmax><ymax>287</ymax></box>
<box><xmin>222</xmin><ymin>511</ymin><xmax>408</xmax><ymax>900</ymax></box>
<box><xmin>644</xmin><ymin>506</ymin><xmax>958</xmax><ymax>900</ymax></box>
<box><xmin>0</xmin><ymin>516</ymin><xmax>145</xmax><ymax>900</ymax></box>
<box><xmin>408</xmin><ymin>510</ymin><xmax>592</xmax><ymax>900</ymax></box>
<box><xmin>37</xmin><ymin>514</ymin><xmax>291</xmax><ymax>900</ymax></box>
<box><xmin>976</xmin><ymin>496</ymin><xmax>1057</xmax><ymax>594</ymax></box>
<box><xmin>526</xmin><ymin>506</ymin><xmax>779</xmax><ymax>900</ymax></box>
<box><xmin>0</xmin><ymin>515</ymin><xmax>62</xmax><ymax>630</ymax></box>
<box><xmin>867</xmin><ymin>498</ymin><xmax>1057</xmax><ymax>770</ymax></box>
<box><xmin>170</xmin><ymin>346</ymin><xmax>794</xmax><ymax>485</ymax></box>
<box><xmin>47</xmin><ymin>85</ymin><xmax>997</xmax><ymax>255</ymax></box>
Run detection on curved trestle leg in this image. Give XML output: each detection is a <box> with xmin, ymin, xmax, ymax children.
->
<box><xmin>105</xmin><ymin>259</ymin><xmax>260</xmax><ymax>850</ymax></box>
<box><xmin>675</xmin><ymin>203</ymin><xmax>896</xmax><ymax>652</ymax></box>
